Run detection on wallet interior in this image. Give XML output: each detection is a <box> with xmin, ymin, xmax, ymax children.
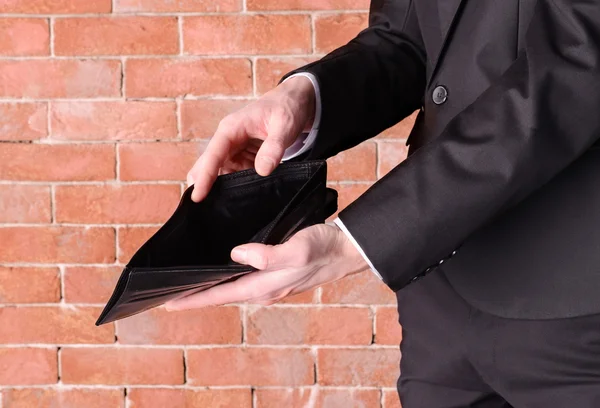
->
<box><xmin>129</xmin><ymin>163</ymin><xmax>322</xmax><ymax>270</ymax></box>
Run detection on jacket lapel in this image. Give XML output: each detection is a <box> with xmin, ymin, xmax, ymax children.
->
<box><xmin>427</xmin><ymin>0</ymin><xmax>466</xmax><ymax>87</ymax></box>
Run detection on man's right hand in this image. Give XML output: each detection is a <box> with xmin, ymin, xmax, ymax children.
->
<box><xmin>187</xmin><ymin>75</ymin><xmax>316</xmax><ymax>202</ymax></box>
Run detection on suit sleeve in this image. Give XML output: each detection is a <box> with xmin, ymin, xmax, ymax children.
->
<box><xmin>281</xmin><ymin>0</ymin><xmax>427</xmax><ymax>157</ymax></box>
<box><xmin>337</xmin><ymin>0</ymin><xmax>600</xmax><ymax>291</ymax></box>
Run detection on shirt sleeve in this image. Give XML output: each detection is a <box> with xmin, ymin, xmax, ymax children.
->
<box><xmin>281</xmin><ymin>73</ymin><xmax>321</xmax><ymax>160</ymax></box>
<box><xmin>333</xmin><ymin>217</ymin><xmax>383</xmax><ymax>280</ymax></box>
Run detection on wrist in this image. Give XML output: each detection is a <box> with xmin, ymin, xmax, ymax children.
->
<box><xmin>330</xmin><ymin>223</ymin><xmax>369</xmax><ymax>276</ymax></box>
<box><xmin>278</xmin><ymin>75</ymin><xmax>316</xmax><ymax>131</ymax></box>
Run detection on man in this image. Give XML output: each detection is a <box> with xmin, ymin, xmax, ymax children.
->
<box><xmin>165</xmin><ymin>0</ymin><xmax>600</xmax><ymax>406</ymax></box>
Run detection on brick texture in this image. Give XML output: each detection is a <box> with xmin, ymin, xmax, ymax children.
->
<box><xmin>0</xmin><ymin>103</ymin><xmax>47</xmax><ymax>141</ymax></box>
<box><xmin>0</xmin><ymin>307</ymin><xmax>114</xmax><ymax>344</ymax></box>
<box><xmin>2</xmin><ymin>389</ymin><xmax>125</xmax><ymax>408</ymax></box>
<box><xmin>127</xmin><ymin>388</ymin><xmax>251</xmax><ymax>408</ymax></box>
<box><xmin>255</xmin><ymin>388</ymin><xmax>381</xmax><ymax>408</ymax></box>
<box><xmin>0</xmin><ymin>60</ymin><xmax>121</xmax><ymax>98</ymax></box>
<box><xmin>0</xmin><ymin>0</ymin><xmax>111</xmax><ymax>13</ymax></box>
<box><xmin>118</xmin><ymin>142</ymin><xmax>204</xmax><ymax>181</ymax></box>
<box><xmin>0</xmin><ymin>2</ymin><xmax>416</xmax><ymax>406</ymax></box>
<box><xmin>0</xmin><ymin>267</ymin><xmax>60</xmax><ymax>303</ymax></box>
<box><xmin>246</xmin><ymin>306</ymin><xmax>372</xmax><ymax>345</ymax></box>
<box><xmin>183</xmin><ymin>15</ymin><xmax>311</xmax><ymax>55</ymax></box>
<box><xmin>187</xmin><ymin>348</ymin><xmax>314</xmax><ymax>386</ymax></box>
<box><xmin>0</xmin><ymin>348</ymin><xmax>57</xmax><ymax>385</ymax></box>
<box><xmin>54</xmin><ymin>184</ymin><xmax>180</xmax><ymax>224</ymax></box>
<box><xmin>0</xmin><ymin>184</ymin><xmax>51</xmax><ymax>223</ymax></box>
<box><xmin>0</xmin><ymin>19</ymin><xmax>49</xmax><ymax>56</ymax></box>
<box><xmin>51</xmin><ymin>101</ymin><xmax>177</xmax><ymax>141</ymax></box>
<box><xmin>54</xmin><ymin>17</ymin><xmax>179</xmax><ymax>56</ymax></box>
<box><xmin>115</xmin><ymin>0</ymin><xmax>241</xmax><ymax>13</ymax></box>
<box><xmin>61</xmin><ymin>348</ymin><xmax>184</xmax><ymax>385</ymax></box>
<box><xmin>125</xmin><ymin>58</ymin><xmax>252</xmax><ymax>98</ymax></box>
<box><xmin>116</xmin><ymin>306</ymin><xmax>242</xmax><ymax>345</ymax></box>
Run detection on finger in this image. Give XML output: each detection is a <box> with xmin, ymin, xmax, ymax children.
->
<box><xmin>189</xmin><ymin>135</ymin><xmax>232</xmax><ymax>202</ymax></box>
<box><xmin>231</xmin><ymin>242</ymin><xmax>295</xmax><ymax>270</ymax></box>
<box><xmin>165</xmin><ymin>270</ymin><xmax>273</xmax><ymax>310</ymax></box>
<box><xmin>255</xmin><ymin>112</ymin><xmax>295</xmax><ymax>176</ymax></box>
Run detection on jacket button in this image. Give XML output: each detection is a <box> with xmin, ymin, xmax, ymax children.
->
<box><xmin>432</xmin><ymin>85</ymin><xmax>448</xmax><ymax>105</ymax></box>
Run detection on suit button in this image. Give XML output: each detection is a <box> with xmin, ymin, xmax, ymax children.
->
<box><xmin>432</xmin><ymin>85</ymin><xmax>448</xmax><ymax>105</ymax></box>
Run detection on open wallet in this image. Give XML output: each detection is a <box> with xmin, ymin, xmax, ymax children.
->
<box><xmin>96</xmin><ymin>161</ymin><xmax>338</xmax><ymax>325</ymax></box>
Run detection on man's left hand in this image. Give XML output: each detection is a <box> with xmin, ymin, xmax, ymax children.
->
<box><xmin>164</xmin><ymin>223</ymin><xmax>368</xmax><ymax>310</ymax></box>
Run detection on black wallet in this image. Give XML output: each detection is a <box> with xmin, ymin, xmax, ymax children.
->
<box><xmin>96</xmin><ymin>161</ymin><xmax>338</xmax><ymax>325</ymax></box>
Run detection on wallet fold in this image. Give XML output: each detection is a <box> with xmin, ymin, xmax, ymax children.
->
<box><xmin>96</xmin><ymin>161</ymin><xmax>337</xmax><ymax>325</ymax></box>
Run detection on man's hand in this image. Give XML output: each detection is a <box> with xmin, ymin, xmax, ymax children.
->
<box><xmin>187</xmin><ymin>75</ymin><xmax>316</xmax><ymax>203</ymax></box>
<box><xmin>164</xmin><ymin>224</ymin><xmax>369</xmax><ymax>310</ymax></box>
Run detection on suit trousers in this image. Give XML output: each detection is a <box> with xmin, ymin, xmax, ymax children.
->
<box><xmin>396</xmin><ymin>270</ymin><xmax>600</xmax><ymax>408</ymax></box>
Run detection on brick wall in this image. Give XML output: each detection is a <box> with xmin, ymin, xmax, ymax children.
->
<box><xmin>0</xmin><ymin>1</ymin><xmax>416</xmax><ymax>407</ymax></box>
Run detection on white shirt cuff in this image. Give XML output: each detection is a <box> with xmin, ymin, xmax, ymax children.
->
<box><xmin>333</xmin><ymin>217</ymin><xmax>383</xmax><ymax>280</ymax></box>
<box><xmin>281</xmin><ymin>72</ymin><xmax>322</xmax><ymax>160</ymax></box>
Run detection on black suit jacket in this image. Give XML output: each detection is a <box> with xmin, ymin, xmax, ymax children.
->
<box><xmin>283</xmin><ymin>0</ymin><xmax>600</xmax><ymax>319</ymax></box>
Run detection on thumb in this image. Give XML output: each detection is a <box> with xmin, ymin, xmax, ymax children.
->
<box><xmin>255</xmin><ymin>111</ymin><xmax>297</xmax><ymax>176</ymax></box>
<box><xmin>231</xmin><ymin>243</ymin><xmax>285</xmax><ymax>270</ymax></box>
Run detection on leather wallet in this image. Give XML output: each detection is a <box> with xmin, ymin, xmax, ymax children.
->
<box><xmin>96</xmin><ymin>161</ymin><xmax>337</xmax><ymax>325</ymax></box>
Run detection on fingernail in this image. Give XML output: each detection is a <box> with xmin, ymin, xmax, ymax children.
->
<box><xmin>257</xmin><ymin>156</ymin><xmax>275</xmax><ymax>174</ymax></box>
<box><xmin>231</xmin><ymin>247</ymin><xmax>247</xmax><ymax>262</ymax></box>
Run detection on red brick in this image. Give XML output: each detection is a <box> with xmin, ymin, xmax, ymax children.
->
<box><xmin>255</xmin><ymin>388</ymin><xmax>380</xmax><ymax>408</ymax></box>
<box><xmin>181</xmin><ymin>100</ymin><xmax>250</xmax><ymax>140</ymax></box>
<box><xmin>0</xmin><ymin>103</ymin><xmax>47</xmax><ymax>141</ymax></box>
<box><xmin>378</xmin><ymin>141</ymin><xmax>409</xmax><ymax>178</ymax></box>
<box><xmin>0</xmin><ymin>267</ymin><xmax>60</xmax><ymax>303</ymax></box>
<box><xmin>277</xmin><ymin>289</ymin><xmax>318</xmax><ymax>304</ymax></box>
<box><xmin>0</xmin><ymin>184</ymin><xmax>51</xmax><ymax>223</ymax></box>
<box><xmin>184</xmin><ymin>15</ymin><xmax>310</xmax><ymax>55</ymax></box>
<box><xmin>64</xmin><ymin>266</ymin><xmax>122</xmax><ymax>303</ymax></box>
<box><xmin>0</xmin><ymin>19</ymin><xmax>48</xmax><ymax>56</ymax></box>
<box><xmin>128</xmin><ymin>388</ymin><xmax>251</xmax><ymax>408</ymax></box>
<box><xmin>0</xmin><ymin>307</ymin><xmax>114</xmax><ymax>344</ymax></box>
<box><xmin>0</xmin><ymin>227</ymin><xmax>115</xmax><ymax>263</ymax></box>
<box><xmin>247</xmin><ymin>306</ymin><xmax>372</xmax><ymax>345</ymax></box>
<box><xmin>55</xmin><ymin>184</ymin><xmax>180</xmax><ymax>224</ymax></box>
<box><xmin>383</xmin><ymin>389</ymin><xmax>402</xmax><ymax>408</ymax></box>
<box><xmin>247</xmin><ymin>0</ymin><xmax>369</xmax><ymax>11</ymax></box>
<box><xmin>0</xmin><ymin>348</ymin><xmax>57</xmax><ymax>385</ymax></box>
<box><xmin>2</xmin><ymin>389</ymin><xmax>125</xmax><ymax>408</ymax></box>
<box><xmin>55</xmin><ymin>17</ymin><xmax>178</xmax><ymax>56</ymax></box>
<box><xmin>117</xmin><ymin>306</ymin><xmax>241</xmax><ymax>344</ymax></box>
<box><xmin>118</xmin><ymin>142</ymin><xmax>204</xmax><ymax>181</ymax></box>
<box><xmin>0</xmin><ymin>60</ymin><xmax>121</xmax><ymax>98</ymax></box>
<box><xmin>255</xmin><ymin>57</ymin><xmax>316</xmax><ymax>95</ymax></box>
<box><xmin>375</xmin><ymin>307</ymin><xmax>402</xmax><ymax>345</ymax></box>
<box><xmin>0</xmin><ymin>0</ymin><xmax>110</xmax><ymax>13</ymax></box>
<box><xmin>327</xmin><ymin>142</ymin><xmax>377</xmax><ymax>181</ymax></box>
<box><xmin>321</xmin><ymin>271</ymin><xmax>396</xmax><ymax>304</ymax></box>
<box><xmin>61</xmin><ymin>348</ymin><xmax>184</xmax><ymax>385</ymax></box>
<box><xmin>315</xmin><ymin>13</ymin><xmax>368</xmax><ymax>53</ymax></box>
<box><xmin>0</xmin><ymin>144</ymin><xmax>115</xmax><ymax>181</ymax></box>
<box><xmin>115</xmin><ymin>0</ymin><xmax>241</xmax><ymax>12</ymax></box>
<box><xmin>376</xmin><ymin>111</ymin><xmax>418</xmax><ymax>139</ymax></box>
<box><xmin>187</xmin><ymin>348</ymin><xmax>314</xmax><ymax>386</ymax></box>
<box><xmin>126</xmin><ymin>58</ymin><xmax>252</xmax><ymax>98</ymax></box>
<box><xmin>51</xmin><ymin>101</ymin><xmax>177</xmax><ymax>141</ymax></box>
<box><xmin>118</xmin><ymin>226</ymin><xmax>159</xmax><ymax>263</ymax></box>
<box><xmin>329</xmin><ymin>183</ymin><xmax>370</xmax><ymax>213</ymax></box>
<box><xmin>318</xmin><ymin>348</ymin><xmax>400</xmax><ymax>386</ymax></box>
